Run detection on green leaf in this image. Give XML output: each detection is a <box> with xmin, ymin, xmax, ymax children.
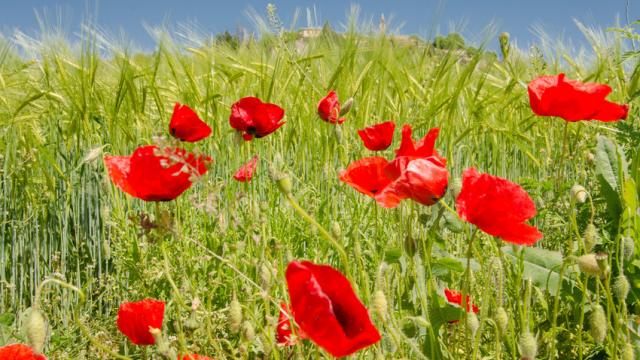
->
<box><xmin>432</xmin><ymin>257</ymin><xmax>465</xmax><ymax>277</ymax></box>
<box><xmin>502</xmin><ymin>246</ymin><xmax>578</xmax><ymax>296</ymax></box>
<box><xmin>0</xmin><ymin>313</ymin><xmax>14</xmax><ymax>326</ymax></box>
<box><xmin>595</xmin><ymin>135</ymin><xmax>625</xmax><ymax>222</ymax></box>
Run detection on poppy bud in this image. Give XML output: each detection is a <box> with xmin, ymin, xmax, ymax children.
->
<box><xmin>622</xmin><ymin>342</ymin><xmax>635</xmax><ymax>360</ymax></box>
<box><xmin>623</xmin><ymin>237</ymin><xmax>635</xmax><ymax>260</ymax></box>
<box><xmin>494</xmin><ymin>306</ymin><xmax>509</xmax><ymax>335</ymax></box>
<box><xmin>613</xmin><ymin>275</ymin><xmax>630</xmax><ymax>300</ymax></box>
<box><xmin>229</xmin><ymin>298</ymin><xmax>242</xmax><ymax>334</ymax></box>
<box><xmin>451</xmin><ymin>177</ymin><xmax>463</xmax><ymax>199</ymax></box>
<box><xmin>184</xmin><ymin>310</ymin><xmax>200</xmax><ymax>331</ymax></box>
<box><xmin>260</xmin><ymin>262</ymin><xmax>272</xmax><ymax>289</ymax></box>
<box><xmin>150</xmin><ymin>327</ymin><xmax>177</xmax><ymax>359</ymax></box>
<box><xmin>589</xmin><ymin>304</ymin><xmax>607</xmax><ymax>344</ymax></box>
<box><xmin>274</xmin><ymin>173</ymin><xmax>292</xmax><ymax>195</ymax></box>
<box><xmin>586</xmin><ymin>152</ymin><xmax>595</xmax><ymax>163</ymax></box>
<box><xmin>334</xmin><ymin>123</ymin><xmax>344</xmax><ymax>143</ymax></box>
<box><xmin>331</xmin><ymin>222</ymin><xmax>342</xmax><ymax>239</ymax></box>
<box><xmin>339</xmin><ymin>98</ymin><xmax>354</xmax><ymax>116</ymax></box>
<box><xmin>518</xmin><ymin>331</ymin><xmax>537</xmax><ymax>360</ymax></box>
<box><xmin>570</xmin><ymin>185</ymin><xmax>588</xmax><ymax>204</ymax></box>
<box><xmin>584</xmin><ymin>224</ymin><xmax>598</xmax><ymax>252</ymax></box>
<box><xmin>404</xmin><ymin>235</ymin><xmax>417</xmax><ymax>257</ymax></box>
<box><xmin>595</xmin><ymin>252</ymin><xmax>608</xmax><ymax>273</ymax></box>
<box><xmin>242</xmin><ymin>321</ymin><xmax>255</xmax><ymax>342</ymax></box>
<box><xmin>466</xmin><ymin>312</ymin><xmax>479</xmax><ymax>336</ymax></box>
<box><xmin>373</xmin><ymin>290</ymin><xmax>388</xmax><ymax>320</ymax></box>
<box><xmin>499</xmin><ymin>32</ymin><xmax>510</xmax><ymax>60</ymax></box>
<box><xmin>576</xmin><ymin>254</ymin><xmax>602</xmax><ymax>276</ymax></box>
<box><xmin>22</xmin><ymin>308</ymin><xmax>48</xmax><ymax>353</ymax></box>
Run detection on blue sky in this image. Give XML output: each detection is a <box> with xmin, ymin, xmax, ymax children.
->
<box><xmin>0</xmin><ymin>0</ymin><xmax>636</xmax><ymax>51</ymax></box>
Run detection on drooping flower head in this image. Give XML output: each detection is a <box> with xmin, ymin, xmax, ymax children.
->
<box><xmin>169</xmin><ymin>103</ymin><xmax>212</xmax><ymax>142</ymax></box>
<box><xmin>116</xmin><ymin>299</ymin><xmax>165</xmax><ymax>345</ymax></box>
<box><xmin>444</xmin><ymin>288</ymin><xmax>479</xmax><ymax>314</ymax></box>
<box><xmin>285</xmin><ymin>261</ymin><xmax>380</xmax><ymax>357</ymax></box>
<box><xmin>357</xmin><ymin>121</ymin><xmax>396</xmax><ymax>151</ymax></box>
<box><xmin>104</xmin><ymin>146</ymin><xmax>211</xmax><ymax>202</ymax></box>
<box><xmin>229</xmin><ymin>97</ymin><xmax>285</xmax><ymax>141</ymax></box>
<box><xmin>317</xmin><ymin>91</ymin><xmax>346</xmax><ymax>124</ymax></box>
<box><xmin>455</xmin><ymin>168</ymin><xmax>542</xmax><ymax>246</ymax></box>
<box><xmin>233</xmin><ymin>155</ymin><xmax>259</xmax><ymax>182</ymax></box>
<box><xmin>0</xmin><ymin>344</ymin><xmax>47</xmax><ymax>360</ymax></box>
<box><xmin>528</xmin><ymin>74</ymin><xmax>628</xmax><ymax>122</ymax></box>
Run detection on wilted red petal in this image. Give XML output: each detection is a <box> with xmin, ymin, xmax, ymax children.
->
<box><xmin>105</xmin><ymin>146</ymin><xmax>211</xmax><ymax>202</ymax></box>
<box><xmin>357</xmin><ymin>121</ymin><xmax>396</xmax><ymax>151</ymax></box>
<box><xmin>339</xmin><ymin>157</ymin><xmax>392</xmax><ymax>198</ymax></box>
<box><xmin>233</xmin><ymin>155</ymin><xmax>259</xmax><ymax>182</ymax></box>
<box><xmin>117</xmin><ymin>299</ymin><xmax>165</xmax><ymax>345</ymax></box>
<box><xmin>317</xmin><ymin>91</ymin><xmax>344</xmax><ymax>124</ymax></box>
<box><xmin>444</xmin><ymin>288</ymin><xmax>479</xmax><ymax>314</ymax></box>
<box><xmin>0</xmin><ymin>344</ymin><xmax>47</xmax><ymax>360</ymax></box>
<box><xmin>180</xmin><ymin>355</ymin><xmax>213</xmax><ymax>360</ymax></box>
<box><xmin>455</xmin><ymin>168</ymin><xmax>542</xmax><ymax>246</ymax></box>
<box><xmin>376</xmin><ymin>157</ymin><xmax>448</xmax><ymax>208</ymax></box>
<box><xmin>229</xmin><ymin>97</ymin><xmax>285</xmax><ymax>141</ymax></box>
<box><xmin>528</xmin><ymin>73</ymin><xmax>628</xmax><ymax>122</ymax></box>
<box><xmin>169</xmin><ymin>103</ymin><xmax>212</xmax><ymax>142</ymax></box>
<box><xmin>286</xmin><ymin>261</ymin><xmax>381</xmax><ymax>357</ymax></box>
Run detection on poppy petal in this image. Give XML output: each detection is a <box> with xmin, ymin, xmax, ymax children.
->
<box><xmin>357</xmin><ymin>121</ymin><xmax>396</xmax><ymax>151</ymax></box>
<box><xmin>339</xmin><ymin>157</ymin><xmax>392</xmax><ymax>198</ymax></box>
<box><xmin>104</xmin><ymin>155</ymin><xmax>137</xmax><ymax>198</ymax></box>
<box><xmin>233</xmin><ymin>155</ymin><xmax>259</xmax><ymax>182</ymax></box>
<box><xmin>169</xmin><ymin>103</ymin><xmax>212</xmax><ymax>142</ymax></box>
<box><xmin>116</xmin><ymin>299</ymin><xmax>165</xmax><ymax>345</ymax></box>
<box><xmin>0</xmin><ymin>344</ymin><xmax>47</xmax><ymax>360</ymax></box>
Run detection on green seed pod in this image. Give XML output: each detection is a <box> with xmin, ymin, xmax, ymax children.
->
<box><xmin>614</xmin><ymin>275</ymin><xmax>630</xmax><ymax>301</ymax></box>
<box><xmin>584</xmin><ymin>224</ymin><xmax>598</xmax><ymax>252</ymax></box>
<box><xmin>622</xmin><ymin>342</ymin><xmax>635</xmax><ymax>360</ymax></box>
<box><xmin>499</xmin><ymin>32</ymin><xmax>510</xmax><ymax>60</ymax></box>
<box><xmin>184</xmin><ymin>310</ymin><xmax>200</xmax><ymax>331</ymax></box>
<box><xmin>589</xmin><ymin>304</ymin><xmax>607</xmax><ymax>344</ymax></box>
<box><xmin>570</xmin><ymin>184</ymin><xmax>588</xmax><ymax>204</ymax></box>
<box><xmin>22</xmin><ymin>308</ymin><xmax>48</xmax><ymax>353</ymax></box>
<box><xmin>275</xmin><ymin>173</ymin><xmax>292</xmax><ymax>195</ymax></box>
<box><xmin>242</xmin><ymin>321</ymin><xmax>255</xmax><ymax>342</ymax></box>
<box><xmin>339</xmin><ymin>98</ymin><xmax>354</xmax><ymax>116</ymax></box>
<box><xmin>229</xmin><ymin>298</ymin><xmax>243</xmax><ymax>334</ymax></box>
<box><xmin>518</xmin><ymin>331</ymin><xmax>537</xmax><ymax>360</ymax></box>
<box><xmin>623</xmin><ymin>237</ymin><xmax>635</xmax><ymax>260</ymax></box>
<box><xmin>466</xmin><ymin>312</ymin><xmax>479</xmax><ymax>336</ymax></box>
<box><xmin>372</xmin><ymin>290</ymin><xmax>388</xmax><ymax>320</ymax></box>
<box><xmin>577</xmin><ymin>254</ymin><xmax>602</xmax><ymax>276</ymax></box>
<box><xmin>494</xmin><ymin>306</ymin><xmax>509</xmax><ymax>335</ymax></box>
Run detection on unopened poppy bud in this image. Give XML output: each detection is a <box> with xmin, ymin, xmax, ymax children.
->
<box><xmin>623</xmin><ymin>237</ymin><xmax>635</xmax><ymax>260</ymax></box>
<box><xmin>595</xmin><ymin>252</ymin><xmax>608</xmax><ymax>273</ymax></box>
<box><xmin>466</xmin><ymin>312</ymin><xmax>479</xmax><ymax>336</ymax></box>
<box><xmin>584</xmin><ymin>224</ymin><xmax>598</xmax><ymax>252</ymax></box>
<box><xmin>339</xmin><ymin>98</ymin><xmax>354</xmax><ymax>116</ymax></box>
<box><xmin>613</xmin><ymin>275</ymin><xmax>630</xmax><ymax>300</ymax></box>
<box><xmin>576</xmin><ymin>254</ymin><xmax>602</xmax><ymax>276</ymax></box>
<box><xmin>373</xmin><ymin>290</ymin><xmax>388</xmax><ymax>320</ymax></box>
<box><xmin>451</xmin><ymin>177</ymin><xmax>463</xmax><ymax>199</ymax></box>
<box><xmin>22</xmin><ymin>308</ymin><xmax>48</xmax><ymax>353</ymax></box>
<box><xmin>242</xmin><ymin>321</ymin><xmax>255</xmax><ymax>342</ymax></box>
<box><xmin>334</xmin><ymin>123</ymin><xmax>344</xmax><ymax>143</ymax></box>
<box><xmin>331</xmin><ymin>222</ymin><xmax>342</xmax><ymax>239</ymax></box>
<box><xmin>494</xmin><ymin>306</ymin><xmax>509</xmax><ymax>335</ymax></box>
<box><xmin>518</xmin><ymin>331</ymin><xmax>537</xmax><ymax>360</ymax></box>
<box><xmin>184</xmin><ymin>310</ymin><xmax>200</xmax><ymax>331</ymax></box>
<box><xmin>589</xmin><ymin>304</ymin><xmax>607</xmax><ymax>344</ymax></box>
<box><xmin>499</xmin><ymin>32</ymin><xmax>510</xmax><ymax>60</ymax></box>
<box><xmin>150</xmin><ymin>327</ymin><xmax>177</xmax><ymax>359</ymax></box>
<box><xmin>570</xmin><ymin>185</ymin><xmax>588</xmax><ymax>203</ymax></box>
<box><xmin>260</xmin><ymin>262</ymin><xmax>272</xmax><ymax>289</ymax></box>
<box><xmin>404</xmin><ymin>235</ymin><xmax>417</xmax><ymax>257</ymax></box>
<box><xmin>229</xmin><ymin>298</ymin><xmax>242</xmax><ymax>334</ymax></box>
<box><xmin>275</xmin><ymin>173</ymin><xmax>292</xmax><ymax>195</ymax></box>
<box><xmin>622</xmin><ymin>342</ymin><xmax>635</xmax><ymax>360</ymax></box>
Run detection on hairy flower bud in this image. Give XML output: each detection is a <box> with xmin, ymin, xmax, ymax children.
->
<box><xmin>22</xmin><ymin>308</ymin><xmax>48</xmax><ymax>353</ymax></box>
<box><xmin>373</xmin><ymin>290</ymin><xmax>388</xmax><ymax>320</ymax></box>
<box><xmin>494</xmin><ymin>306</ymin><xmax>509</xmax><ymax>335</ymax></box>
<box><xmin>570</xmin><ymin>184</ymin><xmax>588</xmax><ymax>203</ymax></box>
<box><xmin>275</xmin><ymin>173</ymin><xmax>292</xmax><ymax>195</ymax></box>
<box><xmin>499</xmin><ymin>32</ymin><xmax>510</xmax><ymax>60</ymax></box>
<box><xmin>229</xmin><ymin>298</ymin><xmax>243</xmax><ymax>334</ymax></box>
<box><xmin>260</xmin><ymin>262</ymin><xmax>272</xmax><ymax>289</ymax></box>
<box><xmin>576</xmin><ymin>254</ymin><xmax>602</xmax><ymax>276</ymax></box>
<box><xmin>331</xmin><ymin>222</ymin><xmax>342</xmax><ymax>239</ymax></box>
<box><xmin>466</xmin><ymin>312</ymin><xmax>479</xmax><ymax>336</ymax></box>
<box><xmin>622</xmin><ymin>342</ymin><xmax>635</xmax><ymax>360</ymax></box>
<box><xmin>584</xmin><ymin>224</ymin><xmax>598</xmax><ymax>252</ymax></box>
<box><xmin>589</xmin><ymin>304</ymin><xmax>607</xmax><ymax>344</ymax></box>
<box><xmin>623</xmin><ymin>237</ymin><xmax>635</xmax><ymax>260</ymax></box>
<box><xmin>339</xmin><ymin>98</ymin><xmax>354</xmax><ymax>116</ymax></box>
<box><xmin>613</xmin><ymin>275</ymin><xmax>630</xmax><ymax>300</ymax></box>
<box><xmin>518</xmin><ymin>331</ymin><xmax>537</xmax><ymax>360</ymax></box>
<box><xmin>242</xmin><ymin>321</ymin><xmax>255</xmax><ymax>342</ymax></box>
<box><xmin>451</xmin><ymin>177</ymin><xmax>463</xmax><ymax>199</ymax></box>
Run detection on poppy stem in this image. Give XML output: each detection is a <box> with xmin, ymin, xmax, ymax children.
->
<box><xmin>284</xmin><ymin>192</ymin><xmax>352</xmax><ymax>280</ymax></box>
<box><xmin>555</xmin><ymin>122</ymin><xmax>570</xmax><ymax>189</ymax></box>
<box><xmin>438</xmin><ymin>199</ymin><xmax>458</xmax><ymax>218</ymax></box>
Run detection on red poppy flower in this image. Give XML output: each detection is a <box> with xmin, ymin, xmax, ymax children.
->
<box><xmin>233</xmin><ymin>155</ymin><xmax>259</xmax><ymax>182</ymax></box>
<box><xmin>357</xmin><ymin>121</ymin><xmax>395</xmax><ymax>151</ymax></box>
<box><xmin>104</xmin><ymin>146</ymin><xmax>211</xmax><ymax>202</ymax></box>
<box><xmin>285</xmin><ymin>261</ymin><xmax>381</xmax><ymax>357</ymax></box>
<box><xmin>276</xmin><ymin>302</ymin><xmax>307</xmax><ymax>346</ymax></box>
<box><xmin>528</xmin><ymin>74</ymin><xmax>629</xmax><ymax>122</ymax></box>
<box><xmin>117</xmin><ymin>298</ymin><xmax>165</xmax><ymax>345</ymax></box>
<box><xmin>317</xmin><ymin>91</ymin><xmax>346</xmax><ymax>124</ymax></box>
<box><xmin>395</xmin><ymin>125</ymin><xmax>445</xmax><ymax>162</ymax></box>
<box><xmin>229</xmin><ymin>97</ymin><xmax>285</xmax><ymax>140</ymax></box>
<box><xmin>339</xmin><ymin>157</ymin><xmax>393</xmax><ymax>197</ymax></box>
<box><xmin>180</xmin><ymin>355</ymin><xmax>213</xmax><ymax>360</ymax></box>
<box><xmin>444</xmin><ymin>288</ymin><xmax>478</xmax><ymax>314</ymax></box>
<box><xmin>169</xmin><ymin>103</ymin><xmax>212</xmax><ymax>142</ymax></box>
<box><xmin>455</xmin><ymin>168</ymin><xmax>542</xmax><ymax>246</ymax></box>
<box><xmin>376</xmin><ymin>157</ymin><xmax>449</xmax><ymax>208</ymax></box>
<box><xmin>0</xmin><ymin>344</ymin><xmax>47</xmax><ymax>360</ymax></box>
